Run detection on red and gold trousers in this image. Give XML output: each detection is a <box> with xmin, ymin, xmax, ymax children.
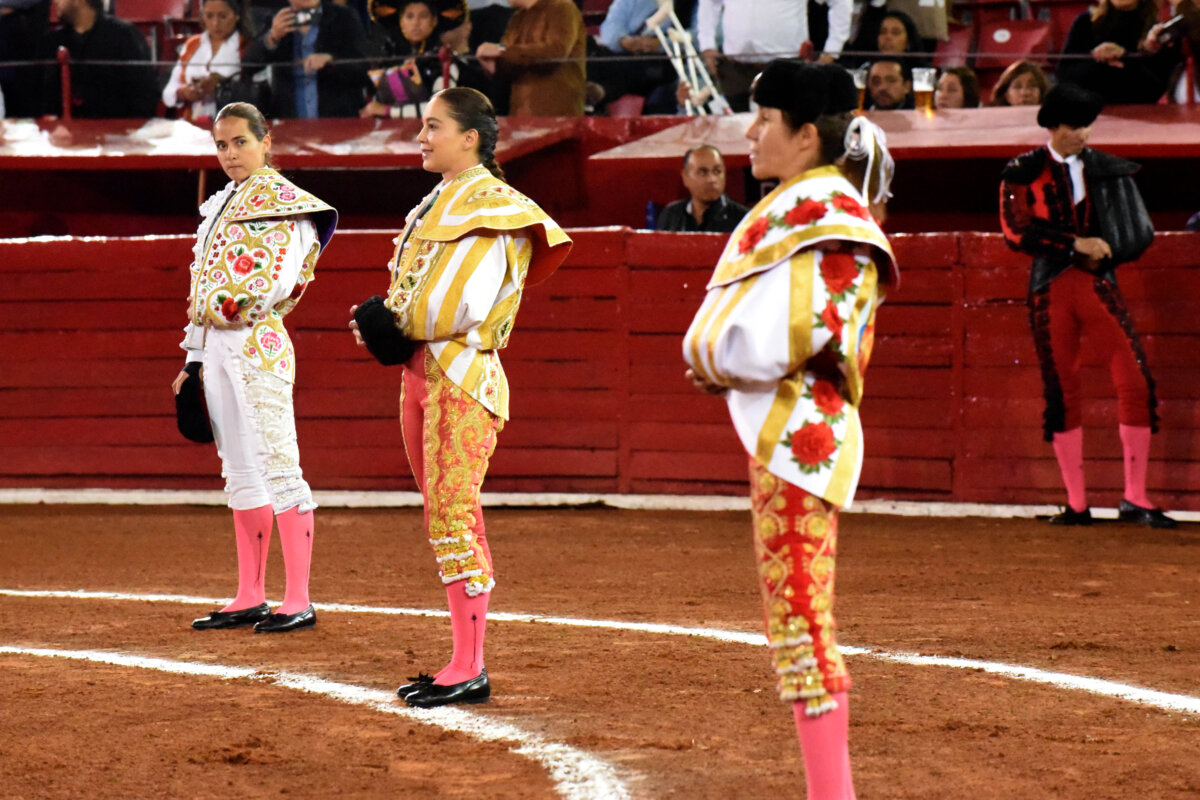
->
<box><xmin>401</xmin><ymin>346</ymin><xmax>502</xmax><ymax>596</ymax></box>
<box><xmin>748</xmin><ymin>456</ymin><xmax>851</xmax><ymax>717</ymax></box>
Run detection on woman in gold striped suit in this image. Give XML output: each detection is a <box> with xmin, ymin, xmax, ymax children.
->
<box><xmin>350</xmin><ymin>87</ymin><xmax>571</xmax><ymax>708</ymax></box>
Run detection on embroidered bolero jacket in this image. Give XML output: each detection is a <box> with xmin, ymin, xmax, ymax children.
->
<box><xmin>683</xmin><ymin>165</ymin><xmax>898</xmax><ymax>508</ymax></box>
<box><xmin>384</xmin><ymin>165</ymin><xmax>572</xmax><ymax>419</ymax></box>
<box><xmin>187</xmin><ymin>168</ymin><xmax>338</xmax><ymax>382</ymax></box>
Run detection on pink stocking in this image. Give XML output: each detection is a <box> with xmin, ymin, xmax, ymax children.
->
<box><xmin>1119</xmin><ymin>424</ymin><xmax>1153</xmax><ymax>508</ymax></box>
<box><xmin>793</xmin><ymin>692</ymin><xmax>856</xmax><ymax>800</ymax></box>
<box><xmin>222</xmin><ymin>505</ymin><xmax>273</xmax><ymax>612</ymax></box>
<box><xmin>275</xmin><ymin>507</ymin><xmax>314</xmax><ymax>615</ymax></box>
<box><xmin>1051</xmin><ymin>427</ymin><xmax>1087</xmax><ymax>512</ymax></box>
<box><xmin>435</xmin><ymin>581</ymin><xmax>488</xmax><ymax>685</ymax></box>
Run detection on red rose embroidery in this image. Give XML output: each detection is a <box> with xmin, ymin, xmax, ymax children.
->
<box><xmin>811</xmin><ymin>380</ymin><xmax>845</xmax><ymax>417</ymax></box>
<box><xmin>279</xmin><ymin>189</ymin><xmax>297</xmax><ymax>202</ymax></box>
<box><xmin>738</xmin><ymin>216</ymin><xmax>770</xmax><ymax>254</ymax></box>
<box><xmin>789</xmin><ymin>422</ymin><xmax>837</xmax><ymax>467</ymax></box>
<box><xmin>820</xmin><ymin>252</ymin><xmax>859</xmax><ymax>295</ymax></box>
<box><xmin>232</xmin><ymin>254</ymin><xmax>255</xmax><ymax>276</ymax></box>
<box><xmin>784</xmin><ymin>199</ymin><xmax>827</xmax><ymax>227</ymax></box>
<box><xmin>831</xmin><ymin>194</ymin><xmax>870</xmax><ymax>220</ymax></box>
<box><xmin>821</xmin><ymin>301</ymin><xmax>844</xmax><ymax>340</ymax></box>
<box><xmin>220</xmin><ymin>297</ymin><xmax>241</xmax><ymax>321</ymax></box>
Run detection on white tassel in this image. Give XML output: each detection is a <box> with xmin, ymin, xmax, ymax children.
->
<box><xmin>840</xmin><ymin>116</ymin><xmax>894</xmax><ymax>205</ymax></box>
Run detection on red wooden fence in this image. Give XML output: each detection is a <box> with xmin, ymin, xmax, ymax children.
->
<box><xmin>1</xmin><ymin>230</ymin><xmax>1196</xmax><ymax>508</ymax></box>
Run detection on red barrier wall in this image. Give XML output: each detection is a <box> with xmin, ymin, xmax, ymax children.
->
<box><xmin>1</xmin><ymin>230</ymin><xmax>1197</xmax><ymax>508</ymax></box>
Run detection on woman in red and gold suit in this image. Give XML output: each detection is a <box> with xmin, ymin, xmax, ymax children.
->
<box><xmin>684</xmin><ymin>60</ymin><xmax>898</xmax><ymax>800</ymax></box>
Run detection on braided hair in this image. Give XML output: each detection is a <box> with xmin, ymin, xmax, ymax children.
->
<box><xmin>435</xmin><ymin>87</ymin><xmax>504</xmax><ymax>180</ymax></box>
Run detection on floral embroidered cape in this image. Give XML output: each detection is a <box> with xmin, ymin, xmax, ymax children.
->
<box><xmin>189</xmin><ymin>168</ymin><xmax>338</xmax><ymax>382</ymax></box>
<box><xmin>684</xmin><ymin>165</ymin><xmax>898</xmax><ymax>508</ymax></box>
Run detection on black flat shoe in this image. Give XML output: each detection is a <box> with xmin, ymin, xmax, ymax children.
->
<box><xmin>397</xmin><ymin>672</ymin><xmax>435</xmax><ymax>699</ymax></box>
<box><xmin>1118</xmin><ymin>500</ymin><xmax>1178</xmax><ymax>529</ymax></box>
<box><xmin>1048</xmin><ymin>507</ymin><xmax>1092</xmax><ymax>526</ymax></box>
<box><xmin>404</xmin><ymin>669</ymin><xmax>490</xmax><ymax>708</ymax></box>
<box><xmin>253</xmin><ymin>605</ymin><xmax>317</xmax><ymax>633</ymax></box>
<box><xmin>192</xmin><ymin>602</ymin><xmax>270</xmax><ymax>630</ymax></box>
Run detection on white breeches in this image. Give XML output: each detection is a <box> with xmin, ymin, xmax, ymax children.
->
<box><xmin>202</xmin><ymin>330</ymin><xmax>315</xmax><ymax>514</ymax></box>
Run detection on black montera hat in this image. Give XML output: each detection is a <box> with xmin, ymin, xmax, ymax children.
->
<box><xmin>175</xmin><ymin>364</ymin><xmax>214</xmax><ymax>444</ymax></box>
<box><xmin>753</xmin><ymin>60</ymin><xmax>830</xmax><ymax>125</ymax></box>
<box><xmin>1037</xmin><ymin>82</ymin><xmax>1104</xmax><ymax>129</ymax></box>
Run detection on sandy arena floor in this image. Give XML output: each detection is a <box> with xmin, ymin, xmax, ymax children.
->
<box><xmin>1</xmin><ymin>504</ymin><xmax>1198</xmax><ymax>799</ymax></box>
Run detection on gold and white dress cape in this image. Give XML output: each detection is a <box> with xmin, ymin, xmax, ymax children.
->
<box><xmin>385</xmin><ymin>165</ymin><xmax>572</xmax><ymax>419</ymax></box>
<box><xmin>187</xmin><ymin>167</ymin><xmax>338</xmax><ymax>382</ymax></box>
<box><xmin>683</xmin><ymin>165</ymin><xmax>898</xmax><ymax>507</ymax></box>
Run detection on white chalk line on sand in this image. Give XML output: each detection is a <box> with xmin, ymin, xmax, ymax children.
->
<box><xmin>0</xmin><ymin>645</ymin><xmax>630</xmax><ymax>800</ymax></box>
<box><xmin>3</xmin><ymin>588</ymin><xmax>1199</xmax><ymax>717</ymax></box>
<box><xmin>5</xmin><ymin>488</ymin><xmax>1199</xmax><ymax>521</ymax></box>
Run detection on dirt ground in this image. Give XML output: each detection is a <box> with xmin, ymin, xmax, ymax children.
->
<box><xmin>1</xmin><ymin>504</ymin><xmax>1198</xmax><ymax>799</ymax></box>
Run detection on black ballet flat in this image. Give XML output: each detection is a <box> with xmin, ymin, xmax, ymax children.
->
<box><xmin>1047</xmin><ymin>507</ymin><xmax>1092</xmax><ymax>526</ymax></box>
<box><xmin>404</xmin><ymin>669</ymin><xmax>490</xmax><ymax>708</ymax></box>
<box><xmin>191</xmin><ymin>602</ymin><xmax>270</xmax><ymax>630</ymax></box>
<box><xmin>397</xmin><ymin>672</ymin><xmax>435</xmax><ymax>699</ymax></box>
<box><xmin>253</xmin><ymin>605</ymin><xmax>317</xmax><ymax>634</ymax></box>
<box><xmin>1118</xmin><ymin>500</ymin><xmax>1178</xmax><ymax>529</ymax></box>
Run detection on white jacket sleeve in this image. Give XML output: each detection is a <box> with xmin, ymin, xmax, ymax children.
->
<box><xmin>697</xmin><ymin>0</ymin><xmax>722</xmax><ymax>52</ymax></box>
<box><xmin>822</xmin><ymin>0</ymin><xmax>852</xmax><ymax>57</ymax></box>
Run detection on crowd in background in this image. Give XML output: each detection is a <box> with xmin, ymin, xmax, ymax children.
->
<box><xmin>0</xmin><ymin>0</ymin><xmax>1195</xmax><ymax>121</ymax></box>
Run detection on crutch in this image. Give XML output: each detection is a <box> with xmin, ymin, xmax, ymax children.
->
<box><xmin>646</xmin><ymin>0</ymin><xmax>732</xmax><ymax>115</ymax></box>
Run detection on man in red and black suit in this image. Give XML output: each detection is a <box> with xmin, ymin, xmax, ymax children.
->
<box><xmin>1000</xmin><ymin>82</ymin><xmax>1175</xmax><ymax>528</ymax></box>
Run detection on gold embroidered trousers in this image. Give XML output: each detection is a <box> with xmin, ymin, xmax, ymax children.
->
<box><xmin>401</xmin><ymin>346</ymin><xmax>502</xmax><ymax>596</ymax></box>
<box><xmin>748</xmin><ymin>456</ymin><xmax>851</xmax><ymax>717</ymax></box>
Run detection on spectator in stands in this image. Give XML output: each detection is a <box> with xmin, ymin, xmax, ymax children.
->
<box><xmin>988</xmin><ymin>60</ymin><xmax>1049</xmax><ymax>106</ymax></box>
<box><xmin>865</xmin><ymin>57</ymin><xmax>913</xmax><ymax>109</ymax></box>
<box><xmin>589</xmin><ymin>0</ymin><xmax>687</xmax><ymax>115</ymax></box>
<box><xmin>696</xmin><ymin>0</ymin><xmax>851</xmax><ymax>112</ymax></box>
<box><xmin>361</xmin><ymin>0</ymin><xmax>486</xmax><ymax>118</ymax></box>
<box><xmin>934</xmin><ymin>65</ymin><xmax>980</xmax><ymax>108</ymax></box>
<box><xmin>36</xmin><ymin>0</ymin><xmax>158</xmax><ymax>118</ymax></box>
<box><xmin>162</xmin><ymin>0</ymin><xmax>249</xmax><ymax>121</ymax></box>
<box><xmin>657</xmin><ymin>144</ymin><xmax>749</xmax><ymax>232</ymax></box>
<box><xmin>1057</xmin><ymin>0</ymin><xmax>1176</xmax><ymax>105</ymax></box>
<box><xmin>1162</xmin><ymin>0</ymin><xmax>1200</xmax><ymax>102</ymax></box>
<box><xmin>245</xmin><ymin>0</ymin><xmax>370</xmax><ymax>118</ymax></box>
<box><xmin>1</xmin><ymin>0</ymin><xmax>50</xmax><ymax>117</ymax></box>
<box><xmin>474</xmin><ymin>0</ymin><xmax>586</xmax><ymax>117</ymax></box>
<box><xmin>846</xmin><ymin>6</ymin><xmax>924</xmax><ymax>66</ymax></box>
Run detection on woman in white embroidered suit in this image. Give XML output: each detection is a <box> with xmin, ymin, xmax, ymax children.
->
<box><xmin>172</xmin><ymin>102</ymin><xmax>338</xmax><ymax>634</ymax></box>
<box><xmin>683</xmin><ymin>60</ymin><xmax>898</xmax><ymax>800</ymax></box>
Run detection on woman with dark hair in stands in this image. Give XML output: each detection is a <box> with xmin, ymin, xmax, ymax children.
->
<box><xmin>349</xmin><ymin>87</ymin><xmax>571</xmax><ymax>708</ymax></box>
<box><xmin>683</xmin><ymin>60</ymin><xmax>898</xmax><ymax>800</ymax></box>
<box><xmin>174</xmin><ymin>102</ymin><xmax>338</xmax><ymax>634</ymax></box>
<box><xmin>935</xmin><ymin>65</ymin><xmax>981</xmax><ymax>108</ymax></box>
<box><xmin>1057</xmin><ymin>0</ymin><xmax>1178</xmax><ymax>104</ymax></box>
<box><xmin>847</xmin><ymin>6</ymin><xmax>925</xmax><ymax>65</ymax></box>
<box><xmin>989</xmin><ymin>60</ymin><xmax>1050</xmax><ymax>106</ymax></box>
<box><xmin>162</xmin><ymin>0</ymin><xmax>251</xmax><ymax>121</ymax></box>
<box><xmin>360</xmin><ymin>0</ymin><xmax>487</xmax><ymax>118</ymax></box>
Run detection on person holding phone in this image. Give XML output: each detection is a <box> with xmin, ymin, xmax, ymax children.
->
<box><xmin>244</xmin><ymin>0</ymin><xmax>370</xmax><ymax>117</ymax></box>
